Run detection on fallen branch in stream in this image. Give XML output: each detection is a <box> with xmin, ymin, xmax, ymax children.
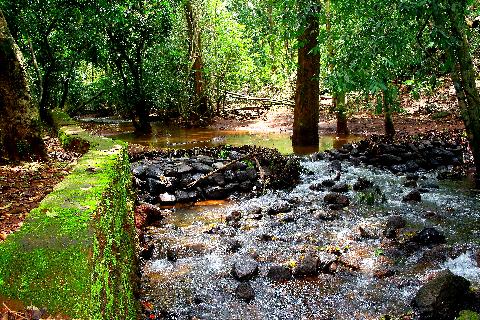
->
<box><xmin>254</xmin><ymin>156</ymin><xmax>267</xmax><ymax>193</ymax></box>
<box><xmin>187</xmin><ymin>152</ymin><xmax>259</xmax><ymax>189</ymax></box>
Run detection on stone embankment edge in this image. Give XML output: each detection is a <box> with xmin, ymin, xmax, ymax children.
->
<box><xmin>0</xmin><ymin>110</ymin><xmax>138</xmax><ymax>319</ymax></box>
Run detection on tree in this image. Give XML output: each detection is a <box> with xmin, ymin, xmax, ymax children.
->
<box><xmin>424</xmin><ymin>0</ymin><xmax>480</xmax><ymax>187</ymax></box>
<box><xmin>0</xmin><ymin>9</ymin><xmax>45</xmax><ymax>160</ymax></box>
<box><xmin>292</xmin><ymin>0</ymin><xmax>321</xmax><ymax>147</ymax></box>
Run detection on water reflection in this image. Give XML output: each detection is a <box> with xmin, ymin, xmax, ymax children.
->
<box><xmin>109</xmin><ymin>122</ymin><xmax>362</xmax><ymax>155</ymax></box>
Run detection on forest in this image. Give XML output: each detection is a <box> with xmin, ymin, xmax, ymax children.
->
<box><xmin>1</xmin><ymin>0</ymin><xmax>480</xmax><ymax>319</ymax></box>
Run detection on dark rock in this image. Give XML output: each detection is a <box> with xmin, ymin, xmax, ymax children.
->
<box><xmin>314</xmin><ymin>210</ymin><xmax>339</xmax><ymax>221</ymax></box>
<box><xmin>331</xmin><ymin>182</ymin><xmax>349</xmax><ymax>193</ymax></box>
<box><xmin>166</xmin><ymin>247</ymin><xmax>178</xmax><ymax>262</ymax></box>
<box><xmin>232</xmin><ymin>258</ymin><xmax>259</xmax><ymax>281</ymax></box>
<box><xmin>259</xmin><ymin>233</ymin><xmax>274</xmax><ymax>241</ymax></box>
<box><xmin>204</xmin><ymin>186</ymin><xmax>227</xmax><ymax>200</ymax></box>
<box><xmin>246</xmin><ymin>167</ymin><xmax>258</xmax><ymax>180</ymax></box>
<box><xmin>210</xmin><ymin>173</ymin><xmax>225</xmax><ymax>186</ymax></box>
<box><xmin>232</xmin><ymin>161</ymin><xmax>248</xmax><ymax>171</ymax></box>
<box><xmin>412</xmin><ymin>270</ymin><xmax>473</xmax><ymax>320</ymax></box>
<box><xmin>324</xmin><ymin>193</ymin><xmax>350</xmax><ymax>208</ymax></box>
<box><xmin>374</xmin><ymin>267</ymin><xmax>396</xmax><ymax>279</ymax></box>
<box><xmin>402</xmin><ymin>190</ymin><xmax>422</xmax><ymax>202</ymax></box>
<box><xmin>321</xmin><ymin>179</ymin><xmax>336</xmax><ymax>188</ymax></box>
<box><xmin>235</xmin><ymin>282</ymin><xmax>255</xmax><ymax>302</ymax></box>
<box><xmin>190</xmin><ymin>162</ymin><xmax>213</xmax><ymax>173</ymax></box>
<box><xmin>225</xmin><ymin>238</ymin><xmax>242</xmax><ymax>253</ymax></box>
<box><xmin>352</xmin><ymin>177</ymin><xmax>373</xmax><ymax>191</ymax></box>
<box><xmin>239</xmin><ymin>181</ymin><xmax>252</xmax><ymax>191</ymax></box>
<box><xmin>386</xmin><ymin>215</ymin><xmax>407</xmax><ymax>230</ymax></box>
<box><xmin>178</xmin><ymin>174</ymin><xmax>195</xmax><ymax>188</ymax></box>
<box><xmin>378</xmin><ymin>154</ymin><xmax>403</xmax><ymax>165</ymax></box>
<box><xmin>267</xmin><ymin>265</ymin><xmax>293</xmax><ymax>282</ymax></box>
<box><xmin>266</xmin><ymin>201</ymin><xmax>292</xmax><ymax>215</ymax></box>
<box><xmin>224</xmin><ymin>170</ymin><xmax>236</xmax><ymax>181</ymax></box>
<box><xmin>418</xmin><ymin>246</ymin><xmax>449</xmax><ymax>265</ymax></box>
<box><xmin>412</xmin><ymin>228</ymin><xmax>446</xmax><ymax>246</ymax></box>
<box><xmin>406</xmin><ymin>173</ymin><xmax>420</xmax><ymax>181</ymax></box>
<box><xmin>159</xmin><ymin>192</ymin><xmax>176</xmax><ymax>205</ymax></box>
<box><xmin>403</xmin><ymin>180</ymin><xmax>418</xmax><ymax>188</ymax></box>
<box><xmin>140</xmin><ymin>243</ymin><xmax>155</xmax><ymax>260</ymax></box>
<box><xmin>309</xmin><ymin>183</ymin><xmax>324</xmax><ymax>191</ymax></box>
<box><xmin>224</xmin><ymin>183</ymin><xmax>239</xmax><ymax>193</ymax></box>
<box><xmin>293</xmin><ymin>254</ymin><xmax>318</xmax><ymax>277</ymax></box>
<box><xmin>226</xmin><ymin>210</ymin><xmax>242</xmax><ymax>223</ymax></box>
<box><xmin>146</xmin><ymin>165</ymin><xmax>163</xmax><ymax>178</ymax></box>
<box><xmin>235</xmin><ymin>171</ymin><xmax>250</xmax><ymax>182</ymax></box>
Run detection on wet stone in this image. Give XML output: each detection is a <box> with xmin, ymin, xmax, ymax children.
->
<box><xmin>267</xmin><ymin>265</ymin><xmax>293</xmax><ymax>282</ymax></box>
<box><xmin>239</xmin><ymin>181</ymin><xmax>252</xmax><ymax>191</ymax></box>
<box><xmin>190</xmin><ymin>162</ymin><xmax>213</xmax><ymax>173</ymax></box>
<box><xmin>175</xmin><ymin>190</ymin><xmax>197</xmax><ymax>203</ymax></box>
<box><xmin>232</xmin><ymin>258</ymin><xmax>259</xmax><ymax>281</ymax></box>
<box><xmin>309</xmin><ymin>183</ymin><xmax>324</xmax><ymax>191</ymax></box>
<box><xmin>317</xmin><ymin>252</ymin><xmax>337</xmax><ymax>273</ymax></box>
<box><xmin>321</xmin><ymin>179</ymin><xmax>336</xmax><ymax>188</ymax></box>
<box><xmin>131</xmin><ymin>163</ymin><xmax>148</xmax><ymax>177</ymax></box>
<box><xmin>246</xmin><ymin>167</ymin><xmax>258</xmax><ymax>180</ymax></box>
<box><xmin>331</xmin><ymin>182</ymin><xmax>349</xmax><ymax>193</ymax></box>
<box><xmin>402</xmin><ymin>190</ymin><xmax>422</xmax><ymax>202</ymax></box>
<box><xmin>412</xmin><ymin>227</ymin><xmax>446</xmax><ymax>246</ymax></box>
<box><xmin>235</xmin><ymin>282</ymin><xmax>255</xmax><ymax>302</ymax></box>
<box><xmin>352</xmin><ymin>177</ymin><xmax>373</xmax><ymax>191</ymax></box>
<box><xmin>145</xmin><ymin>165</ymin><xmax>163</xmax><ymax>178</ymax></box>
<box><xmin>324</xmin><ymin>193</ymin><xmax>350</xmax><ymax>208</ymax></box>
<box><xmin>176</xmin><ymin>163</ymin><xmax>194</xmax><ymax>174</ymax></box>
<box><xmin>403</xmin><ymin>180</ymin><xmax>418</xmax><ymax>188</ymax></box>
<box><xmin>225</xmin><ymin>238</ymin><xmax>242</xmax><ymax>253</ymax></box>
<box><xmin>210</xmin><ymin>173</ymin><xmax>225</xmax><ymax>186</ymax></box>
<box><xmin>313</xmin><ymin>210</ymin><xmax>339</xmax><ymax>221</ymax></box>
<box><xmin>412</xmin><ymin>270</ymin><xmax>473</xmax><ymax>320</ymax></box>
<box><xmin>204</xmin><ymin>186</ymin><xmax>227</xmax><ymax>200</ymax></box>
<box><xmin>293</xmin><ymin>254</ymin><xmax>318</xmax><ymax>278</ymax></box>
<box><xmin>235</xmin><ymin>171</ymin><xmax>250</xmax><ymax>182</ymax></box>
<box><xmin>266</xmin><ymin>200</ymin><xmax>292</xmax><ymax>215</ymax></box>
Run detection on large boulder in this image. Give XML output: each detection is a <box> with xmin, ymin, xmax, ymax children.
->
<box><xmin>412</xmin><ymin>270</ymin><xmax>473</xmax><ymax>320</ymax></box>
<box><xmin>267</xmin><ymin>265</ymin><xmax>292</xmax><ymax>282</ymax></box>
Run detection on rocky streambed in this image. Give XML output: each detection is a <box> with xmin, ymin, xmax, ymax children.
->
<box><xmin>133</xmin><ymin>134</ymin><xmax>480</xmax><ymax>320</ymax></box>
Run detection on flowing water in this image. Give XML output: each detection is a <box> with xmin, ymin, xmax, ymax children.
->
<box><xmin>139</xmin><ymin>158</ymin><xmax>480</xmax><ymax>319</ymax></box>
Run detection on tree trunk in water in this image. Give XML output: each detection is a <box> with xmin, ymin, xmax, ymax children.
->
<box><xmin>382</xmin><ymin>90</ymin><xmax>396</xmax><ymax>138</ymax></box>
<box><xmin>185</xmin><ymin>0</ymin><xmax>208</xmax><ymax>118</ymax></box>
<box><xmin>446</xmin><ymin>2</ymin><xmax>480</xmax><ymax>187</ymax></box>
<box><xmin>0</xmin><ymin>10</ymin><xmax>45</xmax><ymax>160</ymax></box>
<box><xmin>335</xmin><ymin>92</ymin><xmax>349</xmax><ymax>135</ymax></box>
<box><xmin>292</xmin><ymin>1</ymin><xmax>320</xmax><ymax>146</ymax></box>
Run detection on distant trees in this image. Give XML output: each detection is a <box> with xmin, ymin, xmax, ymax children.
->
<box><xmin>0</xmin><ymin>9</ymin><xmax>45</xmax><ymax>160</ymax></box>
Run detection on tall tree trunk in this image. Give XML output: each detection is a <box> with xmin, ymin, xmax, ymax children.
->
<box><xmin>446</xmin><ymin>2</ymin><xmax>480</xmax><ymax>187</ymax></box>
<box><xmin>0</xmin><ymin>10</ymin><xmax>45</xmax><ymax>160</ymax></box>
<box><xmin>292</xmin><ymin>1</ymin><xmax>321</xmax><ymax>146</ymax></box>
<box><xmin>382</xmin><ymin>89</ymin><xmax>396</xmax><ymax>138</ymax></box>
<box><xmin>185</xmin><ymin>0</ymin><xmax>208</xmax><ymax>118</ymax></box>
<box><xmin>335</xmin><ymin>93</ymin><xmax>349</xmax><ymax>135</ymax></box>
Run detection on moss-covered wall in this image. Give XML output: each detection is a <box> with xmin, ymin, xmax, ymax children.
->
<box><xmin>0</xmin><ymin>111</ymin><xmax>138</xmax><ymax>319</ymax></box>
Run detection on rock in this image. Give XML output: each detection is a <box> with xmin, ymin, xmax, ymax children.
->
<box><xmin>204</xmin><ymin>186</ymin><xmax>227</xmax><ymax>200</ymax></box>
<box><xmin>232</xmin><ymin>258</ymin><xmax>259</xmax><ymax>281</ymax></box>
<box><xmin>324</xmin><ymin>193</ymin><xmax>350</xmax><ymax>208</ymax></box>
<box><xmin>159</xmin><ymin>192</ymin><xmax>176</xmax><ymax>205</ymax></box>
<box><xmin>293</xmin><ymin>254</ymin><xmax>318</xmax><ymax>277</ymax></box>
<box><xmin>175</xmin><ymin>190</ymin><xmax>197</xmax><ymax>203</ymax></box>
<box><xmin>352</xmin><ymin>177</ymin><xmax>373</xmax><ymax>191</ymax></box>
<box><xmin>412</xmin><ymin>227</ymin><xmax>446</xmax><ymax>246</ymax></box>
<box><xmin>412</xmin><ymin>270</ymin><xmax>473</xmax><ymax>320</ymax></box>
<box><xmin>239</xmin><ymin>181</ymin><xmax>252</xmax><ymax>191</ymax></box>
<box><xmin>131</xmin><ymin>163</ymin><xmax>148</xmax><ymax>177</ymax></box>
<box><xmin>235</xmin><ymin>171</ymin><xmax>250</xmax><ymax>182</ymax></box>
<box><xmin>225</xmin><ymin>238</ymin><xmax>242</xmax><ymax>253</ymax></box>
<box><xmin>331</xmin><ymin>182</ymin><xmax>349</xmax><ymax>193</ymax></box>
<box><xmin>176</xmin><ymin>163</ymin><xmax>193</xmax><ymax>174</ymax></box>
<box><xmin>146</xmin><ymin>165</ymin><xmax>163</xmax><ymax>178</ymax></box>
<box><xmin>314</xmin><ymin>210</ymin><xmax>339</xmax><ymax>221</ymax></box>
<box><xmin>246</xmin><ymin>167</ymin><xmax>258</xmax><ymax>180</ymax></box>
<box><xmin>235</xmin><ymin>282</ymin><xmax>255</xmax><ymax>302</ymax></box>
<box><xmin>190</xmin><ymin>162</ymin><xmax>213</xmax><ymax>173</ymax></box>
<box><xmin>402</xmin><ymin>190</ymin><xmax>422</xmax><ymax>202</ymax></box>
<box><xmin>309</xmin><ymin>183</ymin><xmax>324</xmax><ymax>191</ymax></box>
<box><xmin>378</xmin><ymin>154</ymin><xmax>403</xmax><ymax>165</ymax></box>
<box><xmin>213</xmin><ymin>162</ymin><xmax>225</xmax><ymax>170</ymax></box>
<box><xmin>267</xmin><ymin>265</ymin><xmax>292</xmax><ymax>282</ymax></box>
<box><xmin>403</xmin><ymin>180</ymin><xmax>418</xmax><ymax>188</ymax></box>
<box><xmin>321</xmin><ymin>179</ymin><xmax>336</xmax><ymax>188</ymax></box>
<box><xmin>317</xmin><ymin>252</ymin><xmax>337</xmax><ymax>273</ymax></box>
<box><xmin>386</xmin><ymin>215</ymin><xmax>407</xmax><ymax>230</ymax></box>
<box><xmin>374</xmin><ymin>267</ymin><xmax>396</xmax><ymax>279</ymax></box>
<box><xmin>210</xmin><ymin>173</ymin><xmax>225</xmax><ymax>186</ymax></box>
<box><xmin>226</xmin><ymin>210</ymin><xmax>242</xmax><ymax>223</ymax></box>
<box><xmin>266</xmin><ymin>201</ymin><xmax>292</xmax><ymax>215</ymax></box>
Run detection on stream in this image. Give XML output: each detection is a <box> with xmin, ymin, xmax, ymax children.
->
<box><xmin>138</xmin><ymin>156</ymin><xmax>480</xmax><ymax>319</ymax></box>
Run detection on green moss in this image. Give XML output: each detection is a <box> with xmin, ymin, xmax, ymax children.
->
<box><xmin>457</xmin><ymin>310</ymin><xmax>480</xmax><ymax>320</ymax></box>
<box><xmin>0</xmin><ymin>111</ymin><xmax>138</xmax><ymax>319</ymax></box>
